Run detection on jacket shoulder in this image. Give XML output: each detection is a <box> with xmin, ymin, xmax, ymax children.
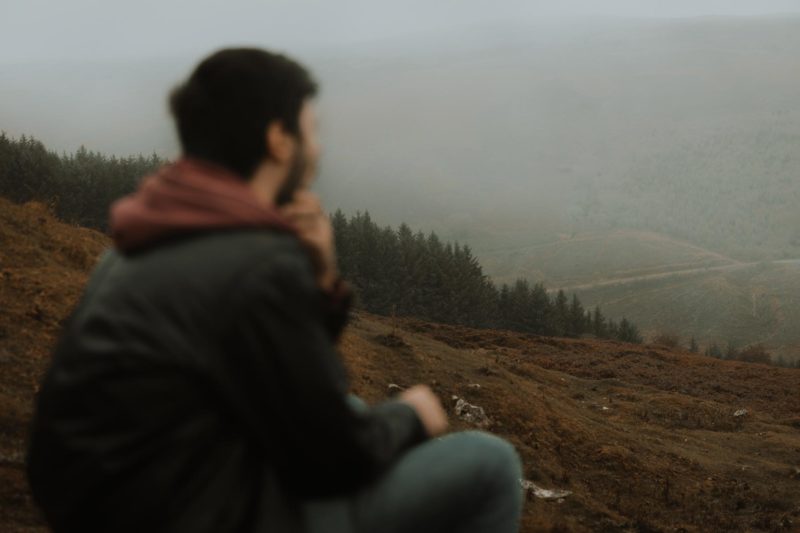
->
<box><xmin>79</xmin><ymin>229</ymin><xmax>312</xmax><ymax>326</ymax></box>
<box><xmin>111</xmin><ymin>228</ymin><xmax>307</xmax><ymax>273</ymax></box>
<box><xmin>194</xmin><ymin>229</ymin><xmax>305</xmax><ymax>264</ymax></box>
<box><xmin>212</xmin><ymin>230</ymin><xmax>314</xmax><ymax>284</ymax></box>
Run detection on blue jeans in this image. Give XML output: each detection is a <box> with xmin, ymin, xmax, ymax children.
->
<box><xmin>301</xmin><ymin>395</ymin><xmax>524</xmax><ymax>533</ymax></box>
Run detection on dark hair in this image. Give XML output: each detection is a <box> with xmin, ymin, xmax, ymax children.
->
<box><xmin>169</xmin><ymin>48</ymin><xmax>318</xmax><ymax>178</ymax></box>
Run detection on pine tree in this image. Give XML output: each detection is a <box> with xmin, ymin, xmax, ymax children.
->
<box><xmin>617</xmin><ymin>318</ymin><xmax>643</xmax><ymax>344</ymax></box>
<box><xmin>592</xmin><ymin>306</ymin><xmax>607</xmax><ymax>337</ymax></box>
<box><xmin>725</xmin><ymin>343</ymin><xmax>738</xmax><ymax>361</ymax></box>
<box><xmin>331</xmin><ymin>209</ymin><xmax>350</xmax><ymax>276</ymax></box>
<box><xmin>689</xmin><ymin>337</ymin><xmax>698</xmax><ymax>353</ymax></box>
<box><xmin>607</xmin><ymin>319</ymin><xmax>619</xmax><ymax>340</ymax></box>
<box><xmin>551</xmin><ymin>290</ymin><xmax>569</xmax><ymax>337</ymax></box>
<box><xmin>498</xmin><ymin>284</ymin><xmax>511</xmax><ymax>327</ymax></box>
<box><xmin>705</xmin><ymin>342</ymin><xmax>722</xmax><ymax>358</ymax></box>
<box><xmin>567</xmin><ymin>294</ymin><xmax>585</xmax><ymax>337</ymax></box>
<box><xmin>528</xmin><ymin>283</ymin><xmax>552</xmax><ymax>335</ymax></box>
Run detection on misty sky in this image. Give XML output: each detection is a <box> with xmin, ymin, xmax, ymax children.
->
<box><xmin>3</xmin><ymin>0</ymin><xmax>800</xmax><ymax>64</ymax></box>
<box><xmin>2</xmin><ymin>0</ymin><xmax>799</xmax><ymax>353</ymax></box>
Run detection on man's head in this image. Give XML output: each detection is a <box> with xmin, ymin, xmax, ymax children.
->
<box><xmin>169</xmin><ymin>48</ymin><xmax>320</xmax><ymax>204</ymax></box>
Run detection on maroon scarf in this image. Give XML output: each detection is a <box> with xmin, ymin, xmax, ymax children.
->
<box><xmin>110</xmin><ymin>158</ymin><xmax>298</xmax><ymax>253</ymax></box>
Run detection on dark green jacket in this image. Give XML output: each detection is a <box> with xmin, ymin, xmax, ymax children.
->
<box><xmin>27</xmin><ymin>229</ymin><xmax>427</xmax><ymax>532</ymax></box>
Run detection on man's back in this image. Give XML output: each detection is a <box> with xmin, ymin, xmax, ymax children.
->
<box><xmin>28</xmin><ymin>229</ymin><xmax>321</xmax><ymax>532</ymax></box>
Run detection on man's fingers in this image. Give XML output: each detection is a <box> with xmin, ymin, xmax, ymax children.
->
<box><xmin>280</xmin><ymin>190</ymin><xmax>322</xmax><ymax>211</ymax></box>
<box><xmin>292</xmin><ymin>189</ymin><xmax>321</xmax><ymax>205</ymax></box>
<box><xmin>280</xmin><ymin>205</ymin><xmax>323</xmax><ymax>221</ymax></box>
<box><xmin>284</xmin><ymin>211</ymin><xmax>318</xmax><ymax>221</ymax></box>
<box><xmin>288</xmin><ymin>217</ymin><xmax>331</xmax><ymax>244</ymax></box>
<box><xmin>284</xmin><ymin>213</ymin><xmax>325</xmax><ymax>232</ymax></box>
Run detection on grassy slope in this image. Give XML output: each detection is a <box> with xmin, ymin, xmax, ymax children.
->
<box><xmin>573</xmin><ymin>261</ymin><xmax>800</xmax><ymax>361</ymax></box>
<box><xmin>343</xmin><ymin>315</ymin><xmax>800</xmax><ymax>532</ymax></box>
<box><xmin>474</xmin><ymin>227</ymin><xmax>800</xmax><ymax>363</ymax></box>
<box><xmin>478</xmin><ymin>229</ymin><xmax>738</xmax><ymax>287</ymax></box>
<box><xmin>1</xmin><ymin>197</ymin><xmax>799</xmax><ymax>532</ymax></box>
<box><xmin>0</xmin><ymin>197</ymin><xmax>108</xmax><ymax>530</ymax></box>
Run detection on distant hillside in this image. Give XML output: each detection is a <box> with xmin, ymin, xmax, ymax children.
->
<box><xmin>2</xmin><ymin>198</ymin><xmax>799</xmax><ymax>532</ymax></box>
<box><xmin>4</xmin><ymin>17</ymin><xmax>799</xmax><ymax>262</ymax></box>
<box><xmin>585</xmin><ymin>126</ymin><xmax>800</xmax><ymax>261</ymax></box>
<box><xmin>572</xmin><ymin>260</ymin><xmax>800</xmax><ymax>364</ymax></box>
<box><xmin>480</xmin><ymin>229</ymin><xmax>738</xmax><ymax>287</ymax></box>
<box><xmin>451</xmin><ymin>225</ymin><xmax>800</xmax><ymax>364</ymax></box>
<box><xmin>313</xmin><ymin>16</ymin><xmax>800</xmax><ymax>263</ymax></box>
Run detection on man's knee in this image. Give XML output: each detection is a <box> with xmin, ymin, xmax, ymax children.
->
<box><xmin>346</xmin><ymin>394</ymin><xmax>369</xmax><ymax>413</ymax></box>
<box><xmin>446</xmin><ymin>430</ymin><xmax>523</xmax><ymax>488</ymax></box>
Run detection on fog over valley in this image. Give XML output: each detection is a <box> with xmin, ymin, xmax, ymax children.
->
<box><xmin>2</xmin><ymin>4</ymin><xmax>800</xmax><ymax>358</ymax></box>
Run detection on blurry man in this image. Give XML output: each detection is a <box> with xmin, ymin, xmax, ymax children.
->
<box><xmin>27</xmin><ymin>48</ymin><xmax>523</xmax><ymax>533</ymax></box>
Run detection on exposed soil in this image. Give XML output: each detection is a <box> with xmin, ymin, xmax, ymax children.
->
<box><xmin>2</xmin><ymin>197</ymin><xmax>799</xmax><ymax>532</ymax></box>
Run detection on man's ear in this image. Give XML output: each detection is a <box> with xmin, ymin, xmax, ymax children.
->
<box><xmin>265</xmin><ymin>121</ymin><xmax>294</xmax><ymax>164</ymax></box>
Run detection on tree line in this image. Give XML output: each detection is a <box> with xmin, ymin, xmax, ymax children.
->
<box><xmin>0</xmin><ymin>132</ymin><xmax>163</xmax><ymax>230</ymax></box>
<box><xmin>333</xmin><ymin>210</ymin><xmax>642</xmax><ymax>342</ymax></box>
<box><xmin>702</xmin><ymin>341</ymin><xmax>800</xmax><ymax>369</ymax></box>
<box><xmin>651</xmin><ymin>333</ymin><xmax>799</xmax><ymax>368</ymax></box>
<box><xmin>2</xmin><ymin>132</ymin><xmax>642</xmax><ymax>343</ymax></box>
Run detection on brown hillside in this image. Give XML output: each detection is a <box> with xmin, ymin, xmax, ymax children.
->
<box><xmin>1</xmin><ymin>197</ymin><xmax>799</xmax><ymax>532</ymax></box>
<box><xmin>0</xmin><ymin>197</ymin><xmax>109</xmax><ymax>530</ymax></box>
<box><xmin>342</xmin><ymin>317</ymin><xmax>800</xmax><ymax>532</ymax></box>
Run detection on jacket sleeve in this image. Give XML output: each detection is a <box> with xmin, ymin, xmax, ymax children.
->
<box><xmin>228</xmin><ymin>252</ymin><xmax>428</xmax><ymax>500</ymax></box>
<box><xmin>319</xmin><ymin>275</ymin><xmax>353</xmax><ymax>342</ymax></box>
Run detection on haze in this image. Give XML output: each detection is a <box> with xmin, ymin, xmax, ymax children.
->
<box><xmin>3</xmin><ymin>1</ymin><xmax>800</xmax><ymax>64</ymax></box>
<box><xmin>2</xmin><ymin>1</ymin><xmax>800</xmax><ymax>357</ymax></box>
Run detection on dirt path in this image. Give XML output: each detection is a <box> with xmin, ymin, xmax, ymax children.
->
<box><xmin>548</xmin><ymin>258</ymin><xmax>800</xmax><ymax>293</ymax></box>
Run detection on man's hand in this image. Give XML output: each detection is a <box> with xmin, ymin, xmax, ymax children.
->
<box><xmin>398</xmin><ymin>385</ymin><xmax>449</xmax><ymax>437</ymax></box>
<box><xmin>278</xmin><ymin>191</ymin><xmax>339</xmax><ymax>292</ymax></box>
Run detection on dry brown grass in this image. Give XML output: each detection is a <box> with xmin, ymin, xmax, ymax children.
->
<box><xmin>343</xmin><ymin>314</ymin><xmax>800</xmax><ymax>532</ymax></box>
<box><xmin>2</xmin><ymin>197</ymin><xmax>799</xmax><ymax>532</ymax></box>
<box><xmin>0</xmin><ymin>198</ymin><xmax>109</xmax><ymax>531</ymax></box>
